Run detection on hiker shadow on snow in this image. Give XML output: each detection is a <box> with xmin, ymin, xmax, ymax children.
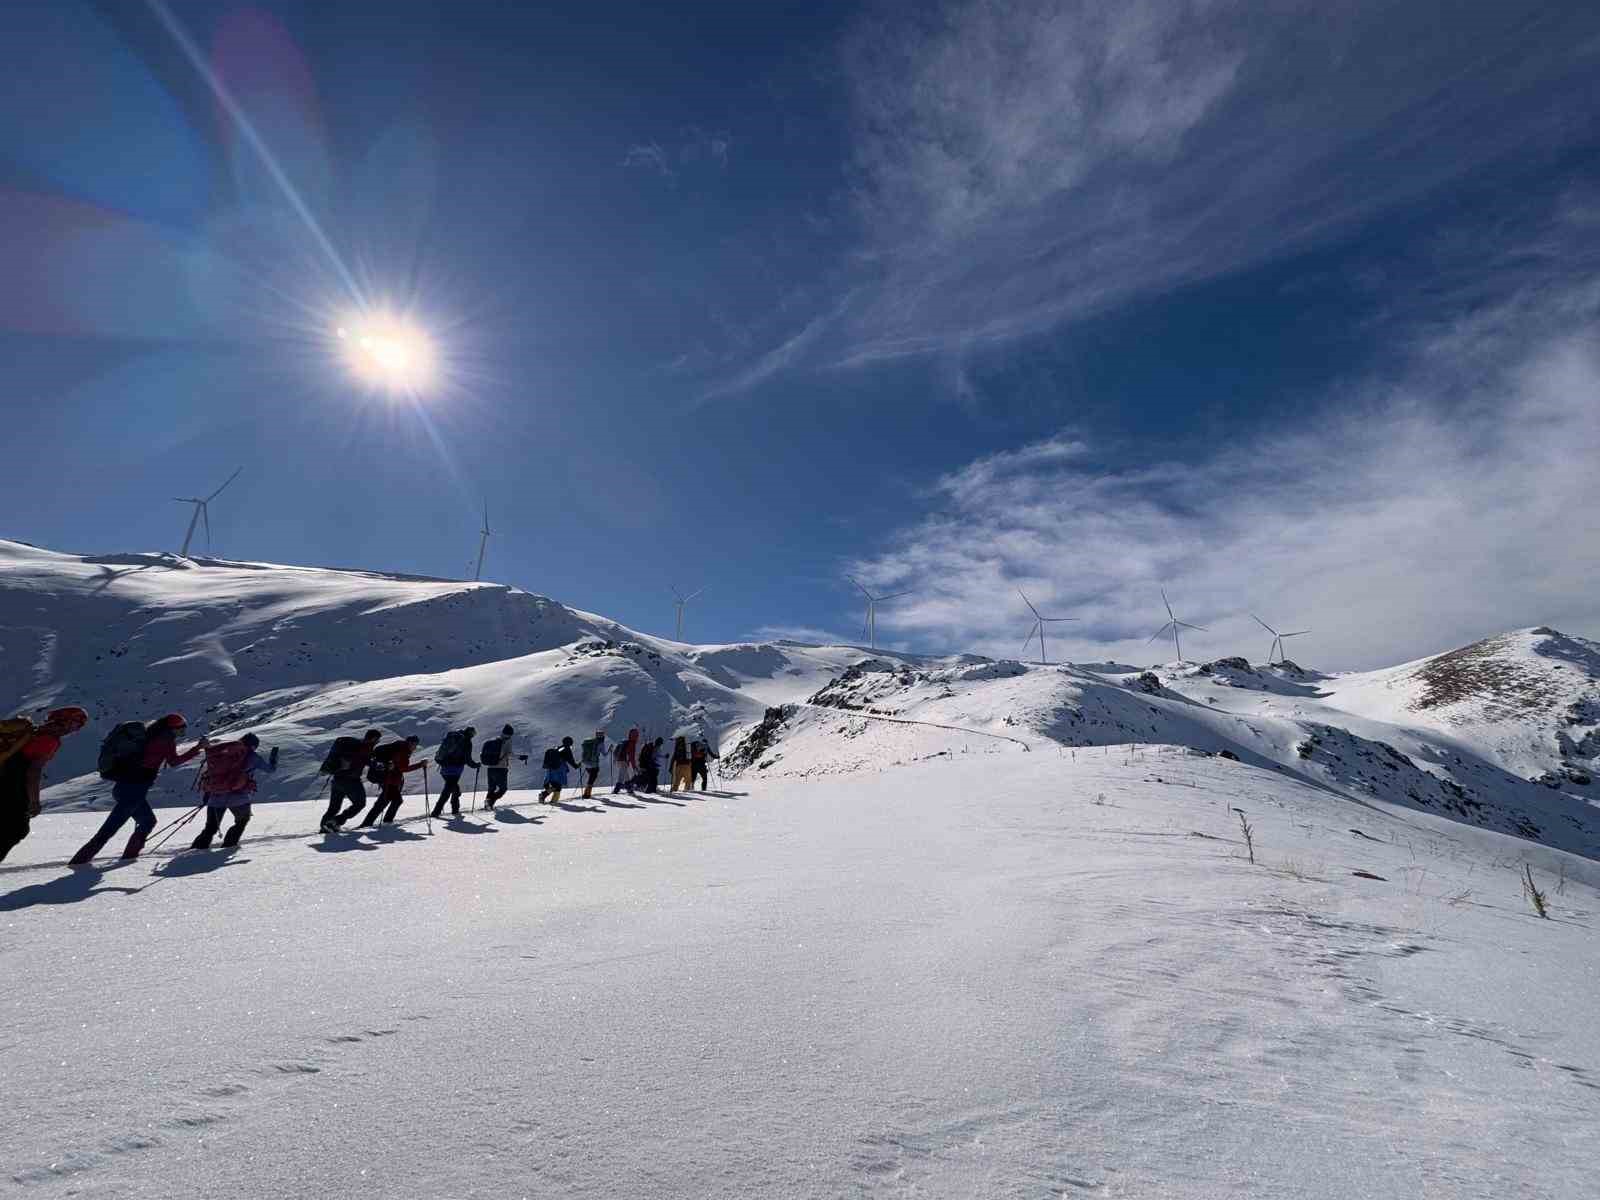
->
<box><xmin>634</xmin><ymin>793</ymin><xmax>685</xmax><ymax>807</ymax></box>
<box><xmin>551</xmin><ymin>800</ymin><xmax>605</xmax><ymax>814</ymax></box>
<box><xmin>492</xmin><ymin>807</ymin><xmax>541</xmax><ymax>825</ymax></box>
<box><xmin>310</xmin><ymin>835</ymin><xmax>380</xmax><ymax>855</ymax></box>
<box><xmin>152</xmin><ymin>850</ymin><xmax>250</xmax><ymax>879</ymax></box>
<box><xmin>442</xmin><ymin>817</ymin><xmax>496</xmax><ymax>834</ymax></box>
<box><xmin>601</xmin><ymin>797</ymin><xmax>646</xmax><ymax>809</ymax></box>
<box><xmin>0</xmin><ymin>865</ymin><xmax>150</xmax><ymax>910</ymax></box>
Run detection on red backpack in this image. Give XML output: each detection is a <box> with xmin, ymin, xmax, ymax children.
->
<box><xmin>199</xmin><ymin>740</ymin><xmax>256</xmax><ymax>797</ymax></box>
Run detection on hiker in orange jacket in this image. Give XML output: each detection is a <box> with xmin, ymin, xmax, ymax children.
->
<box><xmin>192</xmin><ymin>734</ymin><xmax>278</xmax><ymax>849</ymax></box>
<box><xmin>0</xmin><ymin>706</ymin><xmax>89</xmax><ymax>863</ymax></box>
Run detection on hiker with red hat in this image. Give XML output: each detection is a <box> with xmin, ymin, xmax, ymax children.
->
<box><xmin>0</xmin><ymin>706</ymin><xmax>89</xmax><ymax>863</ymax></box>
<box><xmin>191</xmin><ymin>733</ymin><xmax>278</xmax><ymax>850</ymax></box>
<box><xmin>70</xmin><ymin>714</ymin><xmax>207</xmax><ymax>865</ymax></box>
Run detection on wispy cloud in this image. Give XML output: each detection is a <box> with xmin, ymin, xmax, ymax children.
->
<box><xmin>623</xmin><ymin>127</ymin><xmax>733</xmax><ymax>185</ymax></box>
<box><xmin>719</xmin><ymin>0</ymin><xmax>1600</xmax><ymax>385</ymax></box>
<box><xmin>848</xmin><ymin>272</ymin><xmax>1600</xmax><ymax>670</ymax></box>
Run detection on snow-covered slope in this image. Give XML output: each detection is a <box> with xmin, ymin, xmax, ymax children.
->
<box><xmin>0</xmin><ymin>542</ymin><xmax>945</xmax><ymax>808</ymax></box>
<box><xmin>4</xmin><ymin>756</ymin><xmax>1597</xmax><ymax>1197</ymax></box>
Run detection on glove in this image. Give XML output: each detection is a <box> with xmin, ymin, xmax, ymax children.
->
<box><xmin>269</xmin><ymin>746</ymin><xmax>280</xmax><ymax>766</ymax></box>
<box><xmin>518</xmin><ymin>754</ymin><xmax>529</xmax><ymax>762</ymax></box>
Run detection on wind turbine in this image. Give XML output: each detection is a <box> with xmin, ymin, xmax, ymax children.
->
<box><xmin>670</xmin><ymin>584</ymin><xmax>704</xmax><ymax>641</ymax></box>
<box><xmin>472</xmin><ymin>500</ymin><xmax>491</xmax><ymax>582</ymax></box>
<box><xmin>1018</xmin><ymin>588</ymin><xmax>1078</xmax><ymax>665</ymax></box>
<box><xmin>1251</xmin><ymin>613</ymin><xmax>1309</xmax><ymax>665</ymax></box>
<box><xmin>175</xmin><ymin>467</ymin><xmax>242</xmax><ymax>558</ymax></box>
<box><xmin>1148</xmin><ymin>588</ymin><xmax>1206</xmax><ymax>663</ymax></box>
<box><xmin>848</xmin><ymin>576</ymin><xmax>912</xmax><ymax>651</ymax></box>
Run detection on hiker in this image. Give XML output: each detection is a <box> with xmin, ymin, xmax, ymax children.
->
<box><xmin>579</xmin><ymin>730</ymin><xmax>607</xmax><ymax>799</ymax></box>
<box><xmin>669</xmin><ymin>736</ymin><xmax>692</xmax><ymax>793</ymax></box>
<box><xmin>431</xmin><ymin>726</ymin><xmax>480</xmax><ymax>818</ymax></box>
<box><xmin>690</xmin><ymin>739</ymin><xmax>719</xmax><ymax>791</ymax></box>
<box><xmin>319</xmin><ymin>728</ymin><xmax>383</xmax><ymax>832</ymax></box>
<box><xmin>358</xmin><ymin>736</ymin><xmax>427</xmax><ymax>827</ymax></box>
<box><xmin>537</xmin><ymin>737</ymin><xmax>579</xmax><ymax>804</ymax></box>
<box><xmin>0</xmin><ymin>707</ymin><xmax>89</xmax><ymax>863</ymax></box>
<box><xmin>192</xmin><ymin>734</ymin><xmax>278</xmax><ymax>849</ymax></box>
<box><xmin>70</xmin><ymin>714</ymin><xmax>207</xmax><ymax>865</ymax></box>
<box><xmin>479</xmin><ymin>724</ymin><xmax>527</xmax><ymax>809</ymax></box>
<box><xmin>637</xmin><ymin>737</ymin><xmax>663</xmax><ymax>793</ymax></box>
<box><xmin>612</xmin><ymin>727</ymin><xmax>639</xmax><ymax>794</ymax></box>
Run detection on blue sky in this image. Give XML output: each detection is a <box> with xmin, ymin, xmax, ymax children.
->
<box><xmin>3</xmin><ymin>0</ymin><xmax>1598</xmax><ymax>669</ymax></box>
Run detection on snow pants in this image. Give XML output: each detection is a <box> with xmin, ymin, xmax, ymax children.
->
<box><xmin>359</xmin><ymin>784</ymin><xmax>405</xmax><ymax>826</ymax></box>
<box><xmin>670</xmin><ymin>762</ymin><xmax>693</xmax><ymax>792</ymax></box>
<box><xmin>0</xmin><ymin>790</ymin><xmax>29</xmax><ymax>863</ymax></box>
<box><xmin>692</xmin><ymin>761</ymin><xmax>709</xmax><ymax>790</ymax></box>
<box><xmin>612</xmin><ymin>763</ymin><xmax>634</xmax><ymax>793</ymax></box>
<box><xmin>432</xmin><ymin>770</ymin><xmax>465</xmax><ymax>817</ymax></box>
<box><xmin>581</xmin><ymin>766</ymin><xmax>599</xmax><ymax>798</ymax></box>
<box><xmin>485</xmin><ymin>767</ymin><xmax>509</xmax><ymax>806</ymax></box>
<box><xmin>326</xmin><ymin>776</ymin><xmax>366</xmax><ymax>825</ymax></box>
<box><xmin>71</xmin><ymin>779</ymin><xmax>157</xmax><ymax>863</ymax></box>
<box><xmin>193</xmin><ymin>802</ymin><xmax>252</xmax><ymax>848</ymax></box>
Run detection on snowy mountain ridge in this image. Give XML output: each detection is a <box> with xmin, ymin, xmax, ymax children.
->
<box><xmin>2</xmin><ymin>540</ymin><xmax>1596</xmax><ymax>860</ymax></box>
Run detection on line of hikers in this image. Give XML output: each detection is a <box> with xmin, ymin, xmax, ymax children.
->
<box><xmin>0</xmin><ymin>710</ymin><xmax>719</xmax><ymax>865</ymax></box>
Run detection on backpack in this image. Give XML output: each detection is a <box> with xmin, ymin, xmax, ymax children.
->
<box><xmin>437</xmin><ymin>730</ymin><xmax>469</xmax><ymax>768</ymax></box>
<box><xmin>580</xmin><ymin>737</ymin><xmax>599</xmax><ymax>766</ymax></box>
<box><xmin>320</xmin><ymin>735</ymin><xmax>363</xmax><ymax>776</ymax></box>
<box><xmin>368</xmin><ymin>741</ymin><xmax>407</xmax><ymax>784</ymax></box>
<box><xmin>541</xmin><ymin>747</ymin><xmax>562</xmax><ymax>771</ymax></box>
<box><xmin>199</xmin><ymin>740</ymin><xmax>256</xmax><ymax>797</ymax></box>
<box><xmin>481</xmin><ymin>737</ymin><xmax>504</xmax><ymax>767</ymax></box>
<box><xmin>0</xmin><ymin>717</ymin><xmax>34</xmax><ymax>770</ymax></box>
<box><xmin>98</xmin><ymin>721</ymin><xmax>150</xmax><ymax>781</ymax></box>
<box><xmin>613</xmin><ymin>742</ymin><xmax>628</xmax><ymax>763</ymax></box>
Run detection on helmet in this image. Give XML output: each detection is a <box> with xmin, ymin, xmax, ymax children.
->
<box><xmin>502</xmin><ymin>724</ymin><xmax>514</xmax><ymax>735</ymax></box>
<box><xmin>241</xmin><ymin>733</ymin><xmax>261</xmax><ymax>748</ymax></box>
<box><xmin>464</xmin><ymin>726</ymin><xmax>476</xmax><ymax>735</ymax></box>
<box><xmin>163</xmin><ymin>713</ymin><xmax>187</xmax><ymax>729</ymax></box>
<box><xmin>364</xmin><ymin>729</ymin><xmax>383</xmax><ymax>741</ymax></box>
<box><xmin>561</xmin><ymin>736</ymin><xmax>573</xmax><ymax>745</ymax></box>
<box><xmin>46</xmin><ymin>706</ymin><xmax>88</xmax><ymax>731</ymax></box>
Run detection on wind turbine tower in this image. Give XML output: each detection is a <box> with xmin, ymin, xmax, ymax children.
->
<box><xmin>473</xmin><ymin>501</ymin><xmax>491</xmax><ymax>582</ymax></box>
<box><xmin>1018</xmin><ymin>588</ymin><xmax>1078</xmax><ymax>665</ymax></box>
<box><xmin>1148</xmin><ymin>588</ymin><xmax>1207</xmax><ymax>663</ymax></box>
<box><xmin>671</xmin><ymin>584</ymin><xmax>704</xmax><ymax>641</ymax></box>
<box><xmin>1251</xmin><ymin>613</ymin><xmax>1309</xmax><ymax>665</ymax></box>
<box><xmin>175</xmin><ymin>467</ymin><xmax>242</xmax><ymax>558</ymax></box>
<box><xmin>848</xmin><ymin>576</ymin><xmax>912</xmax><ymax>651</ymax></box>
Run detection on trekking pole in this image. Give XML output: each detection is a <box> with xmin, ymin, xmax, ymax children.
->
<box><xmin>423</xmin><ymin>764</ymin><xmax>432</xmax><ymax>834</ymax></box>
<box><xmin>471</xmin><ymin>765</ymin><xmax>480</xmax><ymax>814</ymax></box>
<box><xmin>148</xmin><ymin>803</ymin><xmax>206</xmax><ymax>852</ymax></box>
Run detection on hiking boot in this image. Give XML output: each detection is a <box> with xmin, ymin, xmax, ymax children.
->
<box><xmin>191</xmin><ymin>834</ymin><xmax>214</xmax><ymax>851</ymax></box>
<box><xmin>120</xmin><ymin>832</ymin><xmax>148</xmax><ymax>860</ymax></box>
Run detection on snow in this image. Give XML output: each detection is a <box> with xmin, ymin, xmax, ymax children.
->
<box><xmin>4</xmin><ymin>754</ymin><xmax>1597</xmax><ymax>1197</ymax></box>
<box><xmin>5</xmin><ymin>541</ymin><xmax>1600</xmax><ymax>1195</ymax></box>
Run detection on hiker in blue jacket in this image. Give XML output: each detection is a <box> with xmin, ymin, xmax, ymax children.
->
<box><xmin>430</xmin><ymin>726</ymin><xmax>480</xmax><ymax>818</ymax></box>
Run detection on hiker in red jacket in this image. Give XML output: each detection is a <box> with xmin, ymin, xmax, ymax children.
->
<box><xmin>612</xmin><ymin>727</ymin><xmax>639</xmax><ymax>795</ymax></box>
<box><xmin>71</xmin><ymin>714</ymin><xmax>207</xmax><ymax>865</ymax></box>
<box><xmin>191</xmin><ymin>734</ymin><xmax>278</xmax><ymax>849</ymax></box>
<box><xmin>358</xmin><ymin>736</ymin><xmax>428</xmax><ymax>827</ymax></box>
<box><xmin>0</xmin><ymin>706</ymin><xmax>89</xmax><ymax>863</ymax></box>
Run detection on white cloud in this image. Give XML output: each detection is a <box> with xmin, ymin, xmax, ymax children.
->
<box><xmin>719</xmin><ymin>0</ymin><xmax>1600</xmax><ymax>384</ymax></box>
<box><xmin>848</xmin><ymin>292</ymin><xmax>1600</xmax><ymax>670</ymax></box>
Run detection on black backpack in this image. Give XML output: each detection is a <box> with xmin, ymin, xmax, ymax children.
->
<box><xmin>438</xmin><ymin>730</ymin><xmax>470</xmax><ymax>768</ymax></box>
<box><xmin>481</xmin><ymin>737</ymin><xmax>504</xmax><ymax>767</ymax></box>
<box><xmin>97</xmin><ymin>721</ymin><xmax>150</xmax><ymax>781</ymax></box>
<box><xmin>368</xmin><ymin>741</ymin><xmax>406</xmax><ymax>784</ymax></box>
<box><xmin>320</xmin><ymin>735</ymin><xmax>363</xmax><ymax>776</ymax></box>
<box><xmin>541</xmin><ymin>746</ymin><xmax>562</xmax><ymax>771</ymax></box>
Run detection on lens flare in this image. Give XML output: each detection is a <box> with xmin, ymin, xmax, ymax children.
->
<box><xmin>336</xmin><ymin>316</ymin><xmax>436</xmax><ymax>392</ymax></box>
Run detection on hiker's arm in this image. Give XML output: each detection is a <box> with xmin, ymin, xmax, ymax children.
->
<box><xmin>403</xmin><ymin>758</ymin><xmax>429</xmax><ymax>774</ymax></box>
<box><xmin>172</xmin><ymin>740</ymin><xmax>205</xmax><ymax>767</ymax></box>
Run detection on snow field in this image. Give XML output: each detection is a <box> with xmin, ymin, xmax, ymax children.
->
<box><xmin>5</xmin><ymin>750</ymin><xmax>1597</xmax><ymax>1198</ymax></box>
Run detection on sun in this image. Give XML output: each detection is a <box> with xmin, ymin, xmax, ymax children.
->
<box><xmin>336</xmin><ymin>315</ymin><xmax>437</xmax><ymax>393</ymax></box>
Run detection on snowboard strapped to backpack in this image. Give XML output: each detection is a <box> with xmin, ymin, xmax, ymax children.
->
<box><xmin>97</xmin><ymin>721</ymin><xmax>151</xmax><ymax>781</ymax></box>
<box><xmin>199</xmin><ymin>739</ymin><xmax>256</xmax><ymax>797</ymax></box>
<box><xmin>437</xmin><ymin>730</ymin><xmax>470</xmax><ymax>768</ymax></box>
<box><xmin>481</xmin><ymin>737</ymin><xmax>504</xmax><ymax>767</ymax></box>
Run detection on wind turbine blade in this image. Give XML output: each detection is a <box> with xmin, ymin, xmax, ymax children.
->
<box><xmin>686</xmin><ymin>588</ymin><xmax>705</xmax><ymax>602</ymax></box>
<box><xmin>207</xmin><ymin>467</ymin><xmax>243</xmax><ymax>502</ymax></box>
<box><xmin>1017</xmin><ymin>588</ymin><xmax>1041</xmax><ymax>618</ymax></box>
<box><xmin>1177</xmin><ymin>621</ymin><xmax>1207</xmax><ymax>631</ymax></box>
<box><xmin>879</xmin><ymin>590</ymin><xmax>913</xmax><ymax>601</ymax></box>
<box><xmin>1023</xmin><ymin>625</ymin><xmax>1040</xmax><ymax>654</ymax></box>
<box><xmin>1250</xmin><ymin>613</ymin><xmax>1276</xmax><ymax>634</ymax></box>
<box><xmin>847</xmin><ymin>575</ymin><xmax>872</xmax><ymax>599</ymax></box>
<box><xmin>1282</xmin><ymin>630</ymin><xmax>1310</xmax><ymax>638</ymax></box>
<box><xmin>1147</xmin><ymin>624</ymin><xmax>1172</xmax><ymax>644</ymax></box>
<box><xmin>1041</xmin><ymin>616</ymin><xmax>1078</xmax><ymax>623</ymax></box>
<box><xmin>1161</xmin><ymin>588</ymin><xmax>1175</xmax><ymax>620</ymax></box>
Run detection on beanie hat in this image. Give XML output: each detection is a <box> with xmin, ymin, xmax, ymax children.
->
<box><xmin>46</xmin><ymin>706</ymin><xmax>88</xmax><ymax>731</ymax></box>
<box><xmin>163</xmin><ymin>713</ymin><xmax>187</xmax><ymax>729</ymax></box>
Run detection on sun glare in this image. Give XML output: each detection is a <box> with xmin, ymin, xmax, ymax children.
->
<box><xmin>336</xmin><ymin>316</ymin><xmax>437</xmax><ymax>393</ymax></box>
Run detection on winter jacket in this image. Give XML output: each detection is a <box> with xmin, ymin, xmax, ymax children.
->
<box><xmin>204</xmin><ymin>750</ymin><xmax>277</xmax><ymax>807</ymax></box>
<box><xmin>380</xmin><ymin>745</ymin><xmax>427</xmax><ymax>789</ymax></box>
<box><xmin>690</xmin><ymin>742</ymin><xmax>718</xmax><ymax>764</ymax></box>
<box><xmin>482</xmin><ymin>735</ymin><xmax>517</xmax><ymax>768</ymax></box>
<box><xmin>580</xmin><ymin>736</ymin><xmax>607</xmax><ymax>768</ymax></box>
<box><xmin>128</xmin><ymin>728</ymin><xmax>203</xmax><ymax>787</ymax></box>
<box><xmin>1</xmin><ymin>732</ymin><xmax>63</xmax><ymax>817</ymax></box>
<box><xmin>328</xmin><ymin>738</ymin><xmax>378</xmax><ymax>780</ymax></box>
<box><xmin>623</xmin><ymin>729</ymin><xmax>639</xmax><ymax>767</ymax></box>
<box><xmin>670</xmin><ymin>738</ymin><xmax>689</xmax><ymax>766</ymax></box>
